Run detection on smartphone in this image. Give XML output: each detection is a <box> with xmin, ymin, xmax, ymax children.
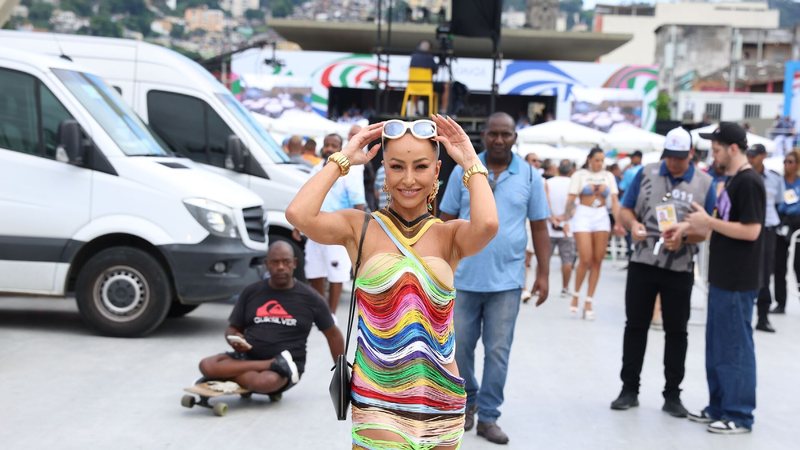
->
<box><xmin>226</xmin><ymin>335</ymin><xmax>253</xmax><ymax>350</ymax></box>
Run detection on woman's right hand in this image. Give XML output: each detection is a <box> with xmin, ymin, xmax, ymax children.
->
<box><xmin>341</xmin><ymin>122</ymin><xmax>383</xmax><ymax>166</ymax></box>
<box><xmin>432</xmin><ymin>114</ymin><xmax>480</xmax><ymax>168</ymax></box>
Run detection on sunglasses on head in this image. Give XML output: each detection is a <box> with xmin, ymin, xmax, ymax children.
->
<box><xmin>382</xmin><ymin>119</ymin><xmax>437</xmax><ymax>140</ymax></box>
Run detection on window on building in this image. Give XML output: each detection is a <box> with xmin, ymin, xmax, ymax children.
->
<box><xmin>705</xmin><ymin>103</ymin><xmax>722</xmax><ymax>121</ymax></box>
<box><xmin>744</xmin><ymin>104</ymin><xmax>761</xmax><ymax>119</ymax></box>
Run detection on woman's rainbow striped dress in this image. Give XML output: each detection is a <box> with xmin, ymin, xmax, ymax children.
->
<box><xmin>351</xmin><ymin>212</ymin><xmax>466</xmax><ymax>449</ymax></box>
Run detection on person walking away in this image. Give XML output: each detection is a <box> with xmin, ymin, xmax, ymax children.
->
<box><xmin>773</xmin><ymin>149</ymin><xmax>800</xmax><ymax>314</ymax></box>
<box><xmin>286</xmin><ymin>135</ymin><xmax>312</xmax><ymax>168</ymax></box>
<box><xmin>563</xmin><ymin>148</ymin><xmax>624</xmax><ymax>319</ymax></box>
<box><xmin>547</xmin><ymin>159</ymin><xmax>577</xmax><ymax>297</ymax></box>
<box><xmin>610</xmin><ymin>127</ymin><xmax>715</xmax><ymax>417</ymax></box>
<box><xmin>440</xmin><ymin>112</ymin><xmax>550</xmax><ymax>444</ymax></box>
<box><xmin>670</xmin><ymin>122</ymin><xmax>764</xmax><ymax>434</ymax></box>
<box><xmin>746</xmin><ymin>144</ymin><xmax>783</xmax><ymax>332</ymax></box>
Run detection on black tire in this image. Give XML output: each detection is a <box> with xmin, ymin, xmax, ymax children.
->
<box><xmin>167</xmin><ymin>302</ymin><xmax>200</xmax><ymax>318</ymax></box>
<box><xmin>74</xmin><ymin>246</ymin><xmax>172</xmax><ymax>337</ymax></box>
<box><xmin>270</xmin><ymin>234</ymin><xmax>306</xmax><ymax>282</ymax></box>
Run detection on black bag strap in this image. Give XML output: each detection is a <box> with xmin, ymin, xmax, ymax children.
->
<box><xmin>342</xmin><ymin>212</ymin><xmax>371</xmax><ymax>365</ymax></box>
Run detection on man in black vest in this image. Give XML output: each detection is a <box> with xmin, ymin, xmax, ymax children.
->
<box><xmin>610</xmin><ymin>127</ymin><xmax>716</xmax><ymax>417</ymax></box>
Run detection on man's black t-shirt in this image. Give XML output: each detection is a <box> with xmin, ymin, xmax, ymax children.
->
<box><xmin>229</xmin><ymin>279</ymin><xmax>334</xmax><ymax>373</ymax></box>
<box><xmin>709</xmin><ymin>167</ymin><xmax>765</xmax><ymax>291</ymax></box>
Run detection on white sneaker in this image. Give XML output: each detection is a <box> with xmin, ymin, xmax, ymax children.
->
<box><xmin>560</xmin><ymin>288</ymin><xmax>569</xmax><ymax>298</ymax></box>
<box><xmin>707</xmin><ymin>420</ymin><xmax>751</xmax><ymax>434</ymax></box>
<box><xmin>271</xmin><ymin>350</ymin><xmax>300</xmax><ymax>384</ymax></box>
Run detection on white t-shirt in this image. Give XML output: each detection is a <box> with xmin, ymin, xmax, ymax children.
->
<box><xmin>546</xmin><ymin>176</ymin><xmax>572</xmax><ymax>238</ymax></box>
<box><xmin>568</xmin><ymin>169</ymin><xmax>618</xmax><ymax>203</ymax></box>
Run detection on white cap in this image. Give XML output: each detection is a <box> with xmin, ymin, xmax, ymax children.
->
<box><xmin>662</xmin><ymin>127</ymin><xmax>692</xmax><ymax>159</ymax></box>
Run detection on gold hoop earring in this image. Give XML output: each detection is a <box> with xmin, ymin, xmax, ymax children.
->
<box><xmin>427</xmin><ymin>181</ymin><xmax>439</xmax><ymax>212</ymax></box>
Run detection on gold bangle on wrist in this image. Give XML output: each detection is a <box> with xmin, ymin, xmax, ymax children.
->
<box><xmin>462</xmin><ymin>163</ymin><xmax>489</xmax><ymax>189</ymax></box>
<box><xmin>327</xmin><ymin>151</ymin><xmax>351</xmax><ymax>177</ymax></box>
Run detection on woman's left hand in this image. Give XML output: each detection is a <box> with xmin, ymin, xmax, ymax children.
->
<box><xmin>613</xmin><ymin>223</ymin><xmax>626</xmax><ymax>237</ymax></box>
<box><xmin>432</xmin><ymin>114</ymin><xmax>479</xmax><ymax>168</ymax></box>
<box><xmin>341</xmin><ymin>122</ymin><xmax>383</xmax><ymax>166</ymax></box>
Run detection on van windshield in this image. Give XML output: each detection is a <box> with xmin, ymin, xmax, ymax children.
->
<box><xmin>53</xmin><ymin>69</ymin><xmax>170</xmax><ymax>157</ymax></box>
<box><xmin>216</xmin><ymin>93</ymin><xmax>289</xmax><ymax>164</ymax></box>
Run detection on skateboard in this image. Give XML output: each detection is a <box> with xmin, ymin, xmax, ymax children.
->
<box><xmin>181</xmin><ymin>381</ymin><xmax>282</xmax><ymax>416</ymax></box>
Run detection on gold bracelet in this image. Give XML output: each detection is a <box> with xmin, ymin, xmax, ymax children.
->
<box><xmin>327</xmin><ymin>151</ymin><xmax>351</xmax><ymax>177</ymax></box>
<box><xmin>462</xmin><ymin>163</ymin><xmax>489</xmax><ymax>189</ymax></box>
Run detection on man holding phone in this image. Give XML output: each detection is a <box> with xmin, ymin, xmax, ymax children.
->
<box><xmin>610</xmin><ymin>127</ymin><xmax>716</xmax><ymax>417</ymax></box>
<box><xmin>197</xmin><ymin>241</ymin><xmax>344</xmax><ymax>395</ymax></box>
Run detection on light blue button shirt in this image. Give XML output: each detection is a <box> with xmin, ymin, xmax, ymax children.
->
<box><xmin>762</xmin><ymin>169</ymin><xmax>784</xmax><ymax>227</ymax></box>
<box><xmin>311</xmin><ymin>162</ymin><xmax>365</xmax><ymax>212</ymax></box>
<box><xmin>440</xmin><ymin>152</ymin><xmax>549</xmax><ymax>292</ymax></box>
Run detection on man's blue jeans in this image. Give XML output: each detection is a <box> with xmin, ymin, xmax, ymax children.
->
<box><xmin>454</xmin><ymin>288</ymin><xmax>521</xmax><ymax>424</ymax></box>
<box><xmin>704</xmin><ymin>285</ymin><xmax>757</xmax><ymax>429</ymax></box>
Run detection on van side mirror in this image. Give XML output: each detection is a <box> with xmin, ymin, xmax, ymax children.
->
<box><xmin>56</xmin><ymin>119</ymin><xmax>85</xmax><ymax>165</ymax></box>
<box><xmin>225</xmin><ymin>134</ymin><xmax>246</xmax><ymax>172</ymax></box>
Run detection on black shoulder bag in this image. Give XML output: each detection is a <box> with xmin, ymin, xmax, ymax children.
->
<box><xmin>329</xmin><ymin>212</ymin><xmax>371</xmax><ymax>420</ymax></box>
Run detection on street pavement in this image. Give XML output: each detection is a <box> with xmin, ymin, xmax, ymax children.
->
<box><xmin>1</xmin><ymin>259</ymin><xmax>798</xmax><ymax>449</ymax></box>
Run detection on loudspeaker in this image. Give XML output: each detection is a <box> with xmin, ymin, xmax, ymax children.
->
<box><xmin>449</xmin><ymin>0</ymin><xmax>502</xmax><ymax>42</ymax></box>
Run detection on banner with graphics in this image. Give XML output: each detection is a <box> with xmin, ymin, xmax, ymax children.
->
<box><xmin>232</xmin><ymin>49</ymin><xmax>658</xmax><ymax>130</ymax></box>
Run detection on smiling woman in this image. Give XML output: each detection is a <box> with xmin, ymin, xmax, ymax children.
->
<box><xmin>285</xmin><ymin>115</ymin><xmax>498</xmax><ymax>449</ymax></box>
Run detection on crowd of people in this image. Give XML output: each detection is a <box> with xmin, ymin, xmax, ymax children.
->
<box><xmin>191</xmin><ymin>113</ymin><xmax>798</xmax><ymax>446</ymax></box>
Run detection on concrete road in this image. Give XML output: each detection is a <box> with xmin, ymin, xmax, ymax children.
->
<box><xmin>1</xmin><ymin>260</ymin><xmax>798</xmax><ymax>449</ymax></box>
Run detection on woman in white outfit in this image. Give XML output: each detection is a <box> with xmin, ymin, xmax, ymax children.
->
<box><xmin>563</xmin><ymin>148</ymin><xmax>623</xmax><ymax>319</ymax></box>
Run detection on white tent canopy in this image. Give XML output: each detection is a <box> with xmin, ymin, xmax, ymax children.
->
<box><xmin>517</xmin><ymin>120</ymin><xmax>606</xmax><ymax>147</ymax></box>
<box><xmin>517</xmin><ymin>143</ymin><xmax>590</xmax><ymax>164</ymax></box>
<box><xmin>602</xmin><ymin>122</ymin><xmax>665</xmax><ymax>153</ymax></box>
<box><xmin>253</xmin><ymin>110</ymin><xmax>354</xmax><ymax>143</ymax></box>
<box><xmin>690</xmin><ymin>123</ymin><xmax>776</xmax><ymax>154</ymax></box>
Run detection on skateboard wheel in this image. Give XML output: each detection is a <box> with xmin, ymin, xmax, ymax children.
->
<box><xmin>181</xmin><ymin>395</ymin><xmax>195</xmax><ymax>408</ymax></box>
<box><xmin>269</xmin><ymin>393</ymin><xmax>282</xmax><ymax>402</ymax></box>
<box><xmin>213</xmin><ymin>403</ymin><xmax>228</xmax><ymax>417</ymax></box>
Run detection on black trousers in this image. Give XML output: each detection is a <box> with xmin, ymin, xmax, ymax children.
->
<box><xmin>621</xmin><ymin>262</ymin><xmax>693</xmax><ymax>398</ymax></box>
<box><xmin>757</xmin><ymin>227</ymin><xmax>777</xmax><ymax>320</ymax></box>
<box><xmin>774</xmin><ymin>229</ymin><xmax>800</xmax><ymax>309</ymax></box>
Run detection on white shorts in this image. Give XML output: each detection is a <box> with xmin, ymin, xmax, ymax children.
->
<box><xmin>304</xmin><ymin>239</ymin><xmax>352</xmax><ymax>283</ymax></box>
<box><xmin>572</xmin><ymin>204</ymin><xmax>610</xmax><ymax>233</ymax></box>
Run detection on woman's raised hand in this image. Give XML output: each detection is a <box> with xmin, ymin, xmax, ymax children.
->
<box><xmin>341</xmin><ymin>121</ymin><xmax>384</xmax><ymax>166</ymax></box>
<box><xmin>432</xmin><ymin>114</ymin><xmax>479</xmax><ymax>168</ymax></box>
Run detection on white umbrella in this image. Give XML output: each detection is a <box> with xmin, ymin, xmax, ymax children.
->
<box><xmin>691</xmin><ymin>123</ymin><xmax>776</xmax><ymax>154</ymax></box>
<box><xmin>253</xmin><ymin>110</ymin><xmax>351</xmax><ymax>141</ymax></box>
<box><xmin>517</xmin><ymin>143</ymin><xmax>589</xmax><ymax>164</ymax></box>
<box><xmin>603</xmin><ymin>122</ymin><xmax>665</xmax><ymax>153</ymax></box>
<box><xmin>517</xmin><ymin>120</ymin><xmax>607</xmax><ymax>147</ymax></box>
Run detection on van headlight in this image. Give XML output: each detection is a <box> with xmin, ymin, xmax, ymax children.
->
<box><xmin>183</xmin><ymin>198</ymin><xmax>239</xmax><ymax>238</ymax></box>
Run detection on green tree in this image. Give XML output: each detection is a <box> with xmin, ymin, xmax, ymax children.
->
<box><xmin>245</xmin><ymin>9</ymin><xmax>265</xmax><ymax>22</ymax></box>
<box><xmin>60</xmin><ymin>0</ymin><xmax>94</xmax><ymax>17</ymax></box>
<box><xmin>80</xmin><ymin>15</ymin><xmax>123</xmax><ymax>38</ymax></box>
<box><xmin>269</xmin><ymin>0</ymin><xmax>294</xmax><ymax>18</ymax></box>
<box><xmin>170</xmin><ymin>24</ymin><xmax>185</xmax><ymax>39</ymax></box>
<box><xmin>656</xmin><ymin>91</ymin><xmax>672</xmax><ymax>121</ymax></box>
<box><xmin>122</xmin><ymin>12</ymin><xmax>155</xmax><ymax>37</ymax></box>
<box><xmin>28</xmin><ymin>1</ymin><xmax>55</xmax><ymax>28</ymax></box>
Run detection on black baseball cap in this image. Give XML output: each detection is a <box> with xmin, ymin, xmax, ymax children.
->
<box><xmin>631</xmin><ymin>150</ymin><xmax>643</xmax><ymax>158</ymax></box>
<box><xmin>746</xmin><ymin>143</ymin><xmax>767</xmax><ymax>157</ymax></box>
<box><xmin>699</xmin><ymin>122</ymin><xmax>747</xmax><ymax>147</ymax></box>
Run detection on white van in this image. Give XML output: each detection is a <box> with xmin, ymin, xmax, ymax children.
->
<box><xmin>0</xmin><ymin>31</ymin><xmax>308</xmax><ymax>258</ymax></box>
<box><xmin>0</xmin><ymin>48</ymin><xmax>267</xmax><ymax>337</ymax></box>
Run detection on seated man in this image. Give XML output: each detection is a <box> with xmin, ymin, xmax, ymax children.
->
<box><xmin>198</xmin><ymin>241</ymin><xmax>344</xmax><ymax>394</ymax></box>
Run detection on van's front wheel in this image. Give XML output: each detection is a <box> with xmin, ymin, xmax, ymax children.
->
<box><xmin>75</xmin><ymin>247</ymin><xmax>172</xmax><ymax>337</ymax></box>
